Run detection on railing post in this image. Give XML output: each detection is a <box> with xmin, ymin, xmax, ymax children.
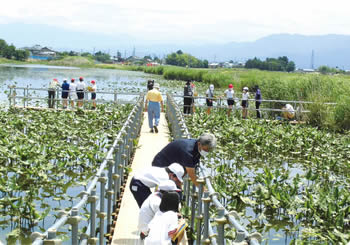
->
<box><xmin>43</xmin><ymin>229</ymin><xmax>62</xmax><ymax>245</ymax></box>
<box><xmin>215</xmin><ymin>207</ymin><xmax>227</xmax><ymax>245</ymax></box>
<box><xmin>107</xmin><ymin>160</ymin><xmax>114</xmax><ymax>232</ymax></box>
<box><xmin>98</xmin><ymin>173</ymin><xmax>107</xmax><ymax>245</ymax></box>
<box><xmin>8</xmin><ymin>86</ymin><xmax>12</xmax><ymax>107</ymax></box>
<box><xmin>88</xmin><ymin>189</ymin><xmax>98</xmax><ymax>244</ymax></box>
<box><xmin>23</xmin><ymin>87</ymin><xmax>26</xmax><ymax>108</ymax></box>
<box><xmin>196</xmin><ymin>178</ymin><xmax>205</xmax><ymax>244</ymax></box>
<box><xmin>67</xmin><ymin>208</ymin><xmax>81</xmax><ymax>245</ymax></box>
<box><xmin>114</xmin><ymin>90</ymin><xmax>117</xmax><ymax>104</ymax></box>
<box><xmin>56</xmin><ymin>87</ymin><xmax>59</xmax><ymax>109</ymax></box>
<box><xmin>202</xmin><ymin>191</ymin><xmax>211</xmax><ymax>244</ymax></box>
<box><xmin>190</xmin><ymin>183</ymin><xmax>197</xmax><ymax>230</ymax></box>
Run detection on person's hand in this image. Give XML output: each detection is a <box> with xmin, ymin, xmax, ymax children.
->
<box><xmin>144</xmin><ymin>107</ymin><xmax>147</xmax><ymax>112</ymax></box>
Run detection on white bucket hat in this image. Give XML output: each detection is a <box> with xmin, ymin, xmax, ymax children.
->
<box><xmin>168</xmin><ymin>163</ymin><xmax>184</xmax><ymax>183</ymax></box>
<box><xmin>243</xmin><ymin>87</ymin><xmax>249</xmax><ymax>91</ymax></box>
<box><xmin>158</xmin><ymin>180</ymin><xmax>180</xmax><ymax>191</ymax></box>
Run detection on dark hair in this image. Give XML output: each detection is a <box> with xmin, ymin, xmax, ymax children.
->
<box><xmin>159</xmin><ymin>191</ymin><xmax>179</xmax><ymax>212</ymax></box>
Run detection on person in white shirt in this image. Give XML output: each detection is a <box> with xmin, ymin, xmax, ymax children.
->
<box><xmin>224</xmin><ymin>84</ymin><xmax>235</xmax><ymax>116</ymax></box>
<box><xmin>69</xmin><ymin>78</ymin><xmax>77</xmax><ymax>108</ymax></box>
<box><xmin>144</xmin><ymin>191</ymin><xmax>180</xmax><ymax>245</ymax></box>
<box><xmin>282</xmin><ymin>103</ymin><xmax>295</xmax><ymax>120</ymax></box>
<box><xmin>241</xmin><ymin>87</ymin><xmax>250</xmax><ymax>119</ymax></box>
<box><xmin>48</xmin><ymin>78</ymin><xmax>59</xmax><ymax>108</ymax></box>
<box><xmin>205</xmin><ymin>84</ymin><xmax>215</xmax><ymax>114</ymax></box>
<box><xmin>76</xmin><ymin>77</ymin><xmax>86</xmax><ymax>107</ymax></box>
<box><xmin>129</xmin><ymin>163</ymin><xmax>184</xmax><ymax>208</ymax></box>
<box><xmin>138</xmin><ymin>180</ymin><xmax>180</xmax><ymax>240</ymax></box>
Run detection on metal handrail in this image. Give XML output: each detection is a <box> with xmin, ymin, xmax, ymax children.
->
<box><xmin>166</xmin><ymin>93</ymin><xmax>261</xmax><ymax>245</ymax></box>
<box><xmin>31</xmin><ymin>94</ymin><xmax>144</xmax><ymax>244</ymax></box>
<box><xmin>7</xmin><ymin>86</ymin><xmax>141</xmax><ymax>109</ymax></box>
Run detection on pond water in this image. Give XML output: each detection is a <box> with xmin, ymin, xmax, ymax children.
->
<box><xmin>0</xmin><ymin>64</ymin><xmax>178</xmax><ymax>106</ymax></box>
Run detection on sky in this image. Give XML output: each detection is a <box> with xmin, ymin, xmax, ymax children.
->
<box><xmin>1</xmin><ymin>0</ymin><xmax>350</xmax><ymax>45</ymax></box>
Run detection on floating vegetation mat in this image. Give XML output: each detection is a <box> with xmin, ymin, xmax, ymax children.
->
<box><xmin>0</xmin><ymin>104</ymin><xmax>133</xmax><ymax>243</ymax></box>
<box><xmin>185</xmin><ymin>108</ymin><xmax>350</xmax><ymax>244</ymax></box>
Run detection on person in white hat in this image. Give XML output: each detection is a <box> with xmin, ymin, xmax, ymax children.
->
<box><xmin>145</xmin><ymin>82</ymin><xmax>164</xmax><ymax>133</ymax></box>
<box><xmin>61</xmin><ymin>78</ymin><xmax>70</xmax><ymax>109</ymax></box>
<box><xmin>129</xmin><ymin>163</ymin><xmax>184</xmax><ymax>208</ymax></box>
<box><xmin>241</xmin><ymin>87</ymin><xmax>250</xmax><ymax>119</ymax></box>
<box><xmin>138</xmin><ymin>180</ymin><xmax>180</xmax><ymax>240</ymax></box>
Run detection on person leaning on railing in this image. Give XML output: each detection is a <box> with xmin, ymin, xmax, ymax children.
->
<box><xmin>48</xmin><ymin>78</ymin><xmax>59</xmax><ymax>108</ymax></box>
<box><xmin>151</xmin><ymin>133</ymin><xmax>217</xmax><ymax>187</ymax></box>
<box><xmin>61</xmin><ymin>78</ymin><xmax>70</xmax><ymax>109</ymax></box>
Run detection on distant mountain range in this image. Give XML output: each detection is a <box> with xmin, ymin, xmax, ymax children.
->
<box><xmin>1</xmin><ymin>23</ymin><xmax>349</xmax><ymax>69</ymax></box>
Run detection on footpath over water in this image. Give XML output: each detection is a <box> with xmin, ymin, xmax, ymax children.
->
<box><xmin>111</xmin><ymin>112</ymin><xmax>178</xmax><ymax>244</ymax></box>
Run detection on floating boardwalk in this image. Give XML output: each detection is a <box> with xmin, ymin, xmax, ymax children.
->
<box><xmin>111</xmin><ymin>112</ymin><xmax>187</xmax><ymax>245</ymax></box>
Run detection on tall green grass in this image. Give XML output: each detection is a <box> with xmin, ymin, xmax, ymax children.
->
<box><xmin>126</xmin><ymin>65</ymin><xmax>350</xmax><ymax>131</ymax></box>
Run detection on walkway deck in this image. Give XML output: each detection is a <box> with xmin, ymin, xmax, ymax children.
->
<box><xmin>111</xmin><ymin>112</ymin><xmax>185</xmax><ymax>244</ymax></box>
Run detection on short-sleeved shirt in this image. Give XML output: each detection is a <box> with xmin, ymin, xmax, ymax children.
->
<box><xmin>224</xmin><ymin>89</ymin><xmax>235</xmax><ymax>99</ymax></box>
<box><xmin>144</xmin><ymin>210</ymin><xmax>178</xmax><ymax>245</ymax></box>
<box><xmin>242</xmin><ymin>92</ymin><xmax>249</xmax><ymax>100</ymax></box>
<box><xmin>62</xmin><ymin>82</ymin><xmax>69</xmax><ymax>92</ymax></box>
<box><xmin>152</xmin><ymin>139</ymin><xmax>200</xmax><ymax>169</ymax></box>
<box><xmin>76</xmin><ymin>81</ymin><xmax>85</xmax><ymax>91</ymax></box>
<box><xmin>146</xmin><ymin>89</ymin><xmax>163</xmax><ymax>102</ymax></box>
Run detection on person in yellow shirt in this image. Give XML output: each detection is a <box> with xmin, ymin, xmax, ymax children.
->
<box><xmin>145</xmin><ymin>83</ymin><xmax>164</xmax><ymax>133</ymax></box>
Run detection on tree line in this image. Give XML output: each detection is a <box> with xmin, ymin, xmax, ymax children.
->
<box><xmin>165</xmin><ymin>50</ymin><xmax>209</xmax><ymax>68</ymax></box>
<box><xmin>245</xmin><ymin>56</ymin><xmax>295</xmax><ymax>72</ymax></box>
<box><xmin>0</xmin><ymin>39</ymin><xmax>30</xmax><ymax>61</ymax></box>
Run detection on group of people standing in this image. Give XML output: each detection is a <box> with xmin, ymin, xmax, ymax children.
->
<box><xmin>183</xmin><ymin>82</ymin><xmax>262</xmax><ymax>119</ymax></box>
<box><xmin>48</xmin><ymin>77</ymin><xmax>97</xmax><ymax>109</ymax></box>
<box><xmin>129</xmin><ymin>133</ymin><xmax>217</xmax><ymax>244</ymax></box>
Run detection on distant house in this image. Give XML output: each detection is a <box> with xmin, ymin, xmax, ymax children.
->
<box><xmin>209</xmin><ymin>63</ymin><xmax>219</xmax><ymax>68</ymax></box>
<box><xmin>296</xmin><ymin>68</ymin><xmax>317</xmax><ymax>73</ymax></box>
<box><xmin>23</xmin><ymin>45</ymin><xmax>57</xmax><ymax>60</ymax></box>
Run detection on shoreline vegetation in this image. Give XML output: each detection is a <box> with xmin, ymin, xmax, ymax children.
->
<box><xmin>1</xmin><ymin>57</ymin><xmax>349</xmax><ymax>131</ymax></box>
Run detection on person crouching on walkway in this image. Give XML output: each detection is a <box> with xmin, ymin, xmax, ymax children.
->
<box><xmin>145</xmin><ymin>82</ymin><xmax>164</xmax><ymax>133</ymax></box>
<box><xmin>129</xmin><ymin>163</ymin><xmax>184</xmax><ymax>208</ymax></box>
<box><xmin>144</xmin><ymin>191</ymin><xmax>181</xmax><ymax>245</ymax></box>
<box><xmin>138</xmin><ymin>180</ymin><xmax>180</xmax><ymax>240</ymax></box>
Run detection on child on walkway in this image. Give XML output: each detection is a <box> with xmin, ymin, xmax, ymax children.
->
<box><xmin>224</xmin><ymin>84</ymin><xmax>235</xmax><ymax>116</ymax></box>
<box><xmin>242</xmin><ymin>87</ymin><xmax>249</xmax><ymax>119</ymax></box>
<box><xmin>144</xmin><ymin>191</ymin><xmax>181</xmax><ymax>245</ymax></box>
<box><xmin>129</xmin><ymin>163</ymin><xmax>184</xmax><ymax>208</ymax></box>
<box><xmin>206</xmin><ymin>84</ymin><xmax>215</xmax><ymax>114</ymax></box>
<box><xmin>138</xmin><ymin>180</ymin><xmax>180</xmax><ymax>240</ymax></box>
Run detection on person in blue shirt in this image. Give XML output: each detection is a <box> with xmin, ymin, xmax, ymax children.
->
<box><xmin>61</xmin><ymin>79</ymin><xmax>70</xmax><ymax>109</ymax></box>
<box><xmin>255</xmin><ymin>85</ymin><xmax>262</xmax><ymax>118</ymax></box>
<box><xmin>152</xmin><ymin>133</ymin><xmax>216</xmax><ymax>187</ymax></box>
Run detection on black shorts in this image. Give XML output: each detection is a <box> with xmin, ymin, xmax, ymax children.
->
<box><xmin>91</xmin><ymin>93</ymin><xmax>96</xmax><ymax>100</ymax></box>
<box><xmin>241</xmin><ymin>100</ymin><xmax>248</xmax><ymax>108</ymax></box>
<box><xmin>227</xmin><ymin>99</ymin><xmax>234</xmax><ymax>106</ymax></box>
<box><xmin>77</xmin><ymin>90</ymin><xmax>84</xmax><ymax>99</ymax></box>
<box><xmin>62</xmin><ymin>92</ymin><xmax>69</xmax><ymax>99</ymax></box>
<box><xmin>206</xmin><ymin>99</ymin><xmax>213</xmax><ymax>107</ymax></box>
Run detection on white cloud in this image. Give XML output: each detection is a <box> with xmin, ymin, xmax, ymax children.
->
<box><xmin>1</xmin><ymin>0</ymin><xmax>350</xmax><ymax>43</ymax></box>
